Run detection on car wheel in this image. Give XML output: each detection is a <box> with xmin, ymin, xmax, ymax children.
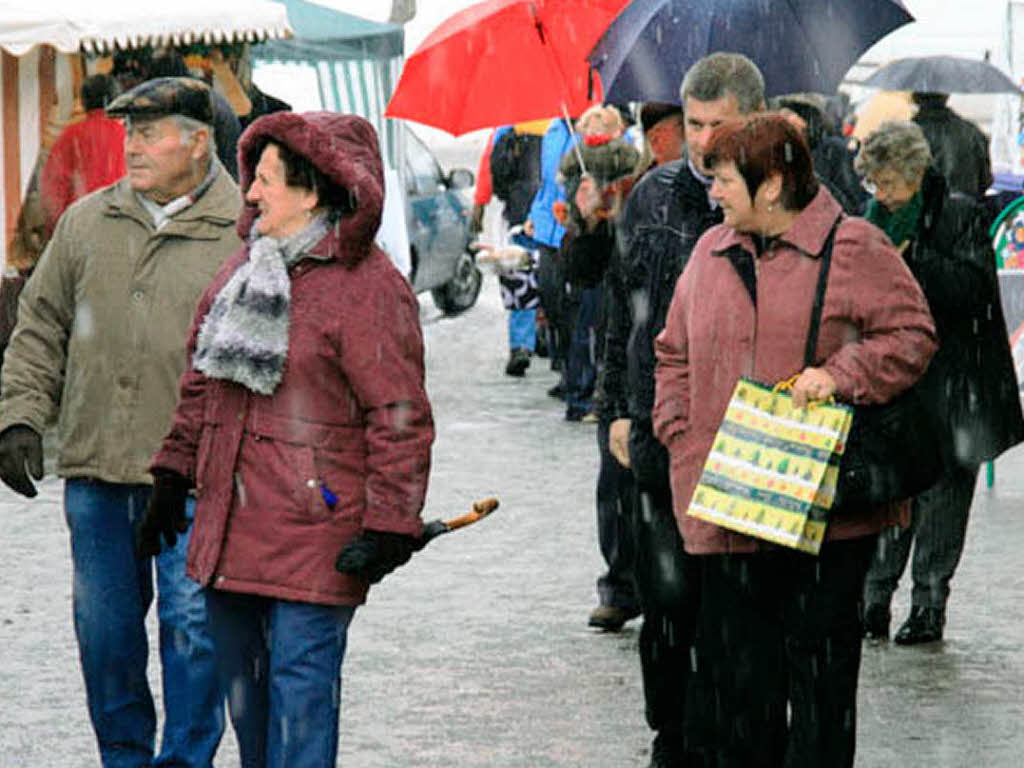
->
<box><xmin>431</xmin><ymin>251</ymin><xmax>482</xmax><ymax>316</ymax></box>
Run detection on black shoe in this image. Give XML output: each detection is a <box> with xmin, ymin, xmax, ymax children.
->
<box><xmin>862</xmin><ymin>603</ymin><xmax>891</xmax><ymax>640</ymax></box>
<box><xmin>893</xmin><ymin>605</ymin><xmax>945</xmax><ymax>645</ymax></box>
<box><xmin>547</xmin><ymin>383</ymin><xmax>566</xmax><ymax>400</ymax></box>
<box><xmin>587</xmin><ymin>604</ymin><xmax>641</xmax><ymax>632</ymax></box>
<box><xmin>648</xmin><ymin>730</ymin><xmax>687</xmax><ymax>768</ymax></box>
<box><xmin>505</xmin><ymin>348</ymin><xmax>530</xmax><ymax>377</ymax></box>
<box><xmin>534</xmin><ymin>333</ymin><xmax>549</xmax><ymax>358</ymax></box>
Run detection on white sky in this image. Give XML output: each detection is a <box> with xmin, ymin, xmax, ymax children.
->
<box><xmin>405</xmin><ymin>0</ymin><xmax>1012</xmax><ymax>63</ymax></box>
<box><xmin>257</xmin><ymin>0</ymin><xmax>1017</xmax><ymax>142</ymax></box>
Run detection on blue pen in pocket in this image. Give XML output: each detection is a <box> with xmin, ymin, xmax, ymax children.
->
<box><xmin>319</xmin><ymin>481</ymin><xmax>338</xmax><ymax>510</ymax></box>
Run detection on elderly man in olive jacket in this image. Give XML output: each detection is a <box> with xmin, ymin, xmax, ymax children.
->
<box><xmin>0</xmin><ymin>77</ymin><xmax>239</xmax><ymax>768</ymax></box>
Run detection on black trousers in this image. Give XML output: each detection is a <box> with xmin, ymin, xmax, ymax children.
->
<box><xmin>688</xmin><ymin>536</ymin><xmax>876</xmax><ymax>768</ymax></box>
<box><xmin>535</xmin><ymin>244</ymin><xmax>571</xmax><ymax>371</ymax></box>
<box><xmin>863</xmin><ymin>462</ymin><xmax>979</xmax><ymax>611</ymax></box>
<box><xmin>631</xmin><ymin>481</ymin><xmax>700</xmax><ymax>736</ymax></box>
<box><xmin>595</xmin><ymin>418</ymin><xmax>638</xmax><ymax>609</ymax></box>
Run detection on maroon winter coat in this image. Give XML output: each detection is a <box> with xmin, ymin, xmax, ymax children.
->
<box><xmin>653</xmin><ymin>187</ymin><xmax>937</xmax><ymax>555</ymax></box>
<box><xmin>153</xmin><ymin>112</ymin><xmax>434</xmax><ymax>606</ymax></box>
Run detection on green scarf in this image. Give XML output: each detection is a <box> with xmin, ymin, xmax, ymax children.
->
<box><xmin>864</xmin><ymin>191</ymin><xmax>923</xmax><ymax>250</ymax></box>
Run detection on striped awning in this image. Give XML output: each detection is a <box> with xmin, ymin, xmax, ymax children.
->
<box><xmin>0</xmin><ymin>0</ymin><xmax>292</xmax><ymax>56</ymax></box>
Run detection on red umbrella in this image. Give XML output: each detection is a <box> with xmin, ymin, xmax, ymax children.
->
<box><xmin>385</xmin><ymin>0</ymin><xmax>630</xmax><ymax>135</ymax></box>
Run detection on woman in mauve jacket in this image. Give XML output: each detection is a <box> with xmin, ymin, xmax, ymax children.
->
<box><xmin>653</xmin><ymin>114</ymin><xmax>936</xmax><ymax>767</ymax></box>
<box><xmin>138</xmin><ymin>111</ymin><xmax>434</xmax><ymax>768</ymax></box>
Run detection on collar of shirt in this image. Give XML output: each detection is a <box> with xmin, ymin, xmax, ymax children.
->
<box><xmin>687</xmin><ymin>157</ymin><xmax>718</xmax><ymax>209</ymax></box>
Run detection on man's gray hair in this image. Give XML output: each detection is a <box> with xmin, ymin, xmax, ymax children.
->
<box><xmin>171</xmin><ymin>114</ymin><xmax>216</xmax><ymax>163</ymax></box>
<box><xmin>854</xmin><ymin>120</ymin><xmax>932</xmax><ymax>183</ymax></box>
<box><xmin>679</xmin><ymin>52</ymin><xmax>765</xmax><ymax>114</ymax></box>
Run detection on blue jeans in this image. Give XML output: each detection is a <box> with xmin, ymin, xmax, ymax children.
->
<box><xmin>64</xmin><ymin>479</ymin><xmax>224</xmax><ymax>768</ymax></box>
<box><xmin>204</xmin><ymin>590</ymin><xmax>357</xmax><ymax>768</ymax></box>
<box><xmin>508</xmin><ymin>307</ymin><xmax>538</xmax><ymax>352</ymax></box>
<box><xmin>566</xmin><ymin>285</ymin><xmax>601</xmax><ymax>416</ymax></box>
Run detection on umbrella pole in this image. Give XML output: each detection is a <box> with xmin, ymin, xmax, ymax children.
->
<box><xmin>529</xmin><ymin>6</ymin><xmax>587</xmax><ymax>174</ymax></box>
<box><xmin>561</xmin><ymin>102</ymin><xmax>587</xmax><ymax>175</ymax></box>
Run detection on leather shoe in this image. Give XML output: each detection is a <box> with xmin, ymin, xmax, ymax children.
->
<box><xmin>862</xmin><ymin>603</ymin><xmax>891</xmax><ymax>640</ymax></box>
<box><xmin>587</xmin><ymin>604</ymin><xmax>640</xmax><ymax>632</ymax></box>
<box><xmin>894</xmin><ymin>605</ymin><xmax>945</xmax><ymax>645</ymax></box>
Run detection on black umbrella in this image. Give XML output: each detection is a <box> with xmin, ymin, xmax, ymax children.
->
<box><xmin>861</xmin><ymin>55</ymin><xmax>1021</xmax><ymax>94</ymax></box>
<box><xmin>588</xmin><ymin>0</ymin><xmax>914</xmax><ymax>104</ymax></box>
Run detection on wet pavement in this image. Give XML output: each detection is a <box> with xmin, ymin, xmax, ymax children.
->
<box><xmin>1</xmin><ymin>278</ymin><xmax>1023</xmax><ymax>766</ymax></box>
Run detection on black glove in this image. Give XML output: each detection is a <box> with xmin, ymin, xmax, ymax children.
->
<box><xmin>134</xmin><ymin>470</ymin><xmax>191</xmax><ymax>559</ymax></box>
<box><xmin>335</xmin><ymin>529</ymin><xmax>421</xmax><ymax>584</ymax></box>
<box><xmin>0</xmin><ymin>425</ymin><xmax>44</xmax><ymax>498</ymax></box>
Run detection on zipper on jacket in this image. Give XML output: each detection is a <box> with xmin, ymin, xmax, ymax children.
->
<box><xmin>747</xmin><ymin>253</ymin><xmax>760</xmax><ymax>377</ymax></box>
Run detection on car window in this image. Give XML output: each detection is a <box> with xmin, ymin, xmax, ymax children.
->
<box><xmin>406</xmin><ymin>130</ymin><xmax>444</xmax><ymax>197</ymax></box>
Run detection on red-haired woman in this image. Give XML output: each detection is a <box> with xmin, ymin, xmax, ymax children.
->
<box><xmin>652</xmin><ymin>114</ymin><xmax>937</xmax><ymax>766</ymax></box>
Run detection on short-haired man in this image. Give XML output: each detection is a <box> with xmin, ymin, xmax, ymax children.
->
<box><xmin>600</xmin><ymin>52</ymin><xmax>765</xmax><ymax>767</ymax></box>
<box><xmin>0</xmin><ymin>77</ymin><xmax>240</xmax><ymax>767</ymax></box>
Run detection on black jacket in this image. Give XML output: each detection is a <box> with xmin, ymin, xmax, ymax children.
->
<box><xmin>600</xmin><ymin>159</ymin><xmax>722</xmax><ymax>489</ymax></box>
<box><xmin>914</xmin><ymin>103</ymin><xmax>992</xmax><ymax>201</ymax></box>
<box><xmin>906</xmin><ymin>168</ymin><xmax>1024</xmax><ymax>467</ymax></box>
<box><xmin>813</xmin><ymin>136</ymin><xmax>864</xmax><ymax>214</ymax></box>
<box><xmin>562</xmin><ymin>218</ymin><xmax>615</xmax><ymax>289</ymax></box>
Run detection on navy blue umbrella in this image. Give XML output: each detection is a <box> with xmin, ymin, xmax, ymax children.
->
<box><xmin>588</xmin><ymin>0</ymin><xmax>914</xmax><ymax>104</ymax></box>
<box><xmin>861</xmin><ymin>56</ymin><xmax>1021</xmax><ymax>94</ymax></box>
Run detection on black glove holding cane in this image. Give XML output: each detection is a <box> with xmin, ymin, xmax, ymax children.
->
<box><xmin>134</xmin><ymin>470</ymin><xmax>192</xmax><ymax>558</ymax></box>
<box><xmin>335</xmin><ymin>529</ymin><xmax>421</xmax><ymax>584</ymax></box>
<box><xmin>0</xmin><ymin>425</ymin><xmax>44</xmax><ymax>497</ymax></box>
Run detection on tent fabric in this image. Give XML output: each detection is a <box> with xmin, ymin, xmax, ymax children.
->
<box><xmin>256</xmin><ymin>0</ymin><xmax>403</xmax><ymax>64</ymax></box>
<box><xmin>0</xmin><ymin>0</ymin><xmax>292</xmax><ymax>56</ymax></box>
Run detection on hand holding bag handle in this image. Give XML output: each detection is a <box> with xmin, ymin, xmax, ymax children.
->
<box><xmin>805</xmin><ymin>215</ymin><xmax>943</xmax><ymax>509</ymax></box>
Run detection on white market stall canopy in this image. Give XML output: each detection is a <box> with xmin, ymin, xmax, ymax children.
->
<box><xmin>0</xmin><ymin>0</ymin><xmax>292</xmax><ymax>56</ymax></box>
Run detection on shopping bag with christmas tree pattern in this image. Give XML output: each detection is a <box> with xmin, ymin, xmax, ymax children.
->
<box><xmin>686</xmin><ymin>377</ymin><xmax>855</xmax><ymax>555</ymax></box>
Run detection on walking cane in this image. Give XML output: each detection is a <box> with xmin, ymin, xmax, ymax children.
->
<box><xmin>419</xmin><ymin>498</ymin><xmax>500</xmax><ymax>546</ymax></box>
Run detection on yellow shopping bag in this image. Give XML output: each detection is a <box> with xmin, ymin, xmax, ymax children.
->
<box><xmin>686</xmin><ymin>377</ymin><xmax>855</xmax><ymax>555</ymax></box>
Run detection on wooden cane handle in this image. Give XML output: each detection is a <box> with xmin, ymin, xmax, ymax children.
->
<box><xmin>444</xmin><ymin>498</ymin><xmax>499</xmax><ymax>531</ymax></box>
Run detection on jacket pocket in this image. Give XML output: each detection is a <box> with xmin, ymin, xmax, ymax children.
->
<box><xmin>289</xmin><ymin>444</ymin><xmax>334</xmax><ymax>522</ymax></box>
<box><xmin>194</xmin><ymin>425</ymin><xmax>216</xmax><ymax>496</ymax></box>
<box><xmin>312</xmin><ymin>446</ymin><xmax>365</xmax><ymax>523</ymax></box>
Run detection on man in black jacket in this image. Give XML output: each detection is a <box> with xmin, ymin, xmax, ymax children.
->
<box><xmin>600</xmin><ymin>52</ymin><xmax>765</xmax><ymax>767</ymax></box>
<box><xmin>913</xmin><ymin>91</ymin><xmax>993</xmax><ymax>202</ymax></box>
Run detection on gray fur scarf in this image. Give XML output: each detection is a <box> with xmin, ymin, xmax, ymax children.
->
<box><xmin>193</xmin><ymin>213</ymin><xmax>332</xmax><ymax>395</ymax></box>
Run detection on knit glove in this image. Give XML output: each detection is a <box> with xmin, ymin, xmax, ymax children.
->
<box><xmin>134</xmin><ymin>470</ymin><xmax>192</xmax><ymax>559</ymax></box>
<box><xmin>0</xmin><ymin>425</ymin><xmax>44</xmax><ymax>498</ymax></box>
<box><xmin>335</xmin><ymin>529</ymin><xmax>422</xmax><ymax>584</ymax></box>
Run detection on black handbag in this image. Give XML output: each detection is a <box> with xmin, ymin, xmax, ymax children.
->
<box><xmin>805</xmin><ymin>217</ymin><xmax>943</xmax><ymax>509</ymax></box>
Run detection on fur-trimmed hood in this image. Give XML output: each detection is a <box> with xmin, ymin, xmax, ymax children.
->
<box><xmin>236</xmin><ymin>111</ymin><xmax>384</xmax><ymax>266</ymax></box>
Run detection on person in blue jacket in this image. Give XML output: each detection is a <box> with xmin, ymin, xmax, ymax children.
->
<box><xmin>523</xmin><ymin>118</ymin><xmax>576</xmax><ymax>395</ymax></box>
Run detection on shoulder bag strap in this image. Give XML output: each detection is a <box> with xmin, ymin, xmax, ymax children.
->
<box><xmin>803</xmin><ymin>215</ymin><xmax>843</xmax><ymax>368</ymax></box>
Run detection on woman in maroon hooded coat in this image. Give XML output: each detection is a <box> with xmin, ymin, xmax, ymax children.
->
<box><xmin>653</xmin><ymin>115</ymin><xmax>936</xmax><ymax>766</ymax></box>
<box><xmin>136</xmin><ymin>111</ymin><xmax>434</xmax><ymax>767</ymax></box>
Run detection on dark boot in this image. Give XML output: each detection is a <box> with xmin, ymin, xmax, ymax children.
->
<box><xmin>587</xmin><ymin>604</ymin><xmax>640</xmax><ymax>632</ymax></box>
<box><xmin>504</xmin><ymin>348</ymin><xmax>530</xmax><ymax>377</ymax></box>
<box><xmin>893</xmin><ymin>605</ymin><xmax>945</xmax><ymax>645</ymax></box>
<box><xmin>648</xmin><ymin>730</ymin><xmax>689</xmax><ymax>768</ymax></box>
<box><xmin>862</xmin><ymin>603</ymin><xmax>891</xmax><ymax>640</ymax></box>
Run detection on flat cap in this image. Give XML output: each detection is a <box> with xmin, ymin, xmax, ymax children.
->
<box><xmin>106</xmin><ymin>76</ymin><xmax>213</xmax><ymax>125</ymax></box>
<box><xmin>640</xmin><ymin>102</ymin><xmax>683</xmax><ymax>134</ymax></box>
